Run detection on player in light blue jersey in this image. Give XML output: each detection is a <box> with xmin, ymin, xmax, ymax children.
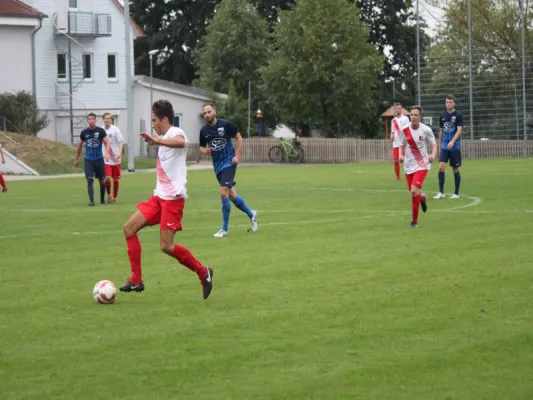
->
<box><xmin>199</xmin><ymin>103</ymin><xmax>258</xmax><ymax>238</ymax></box>
<box><xmin>434</xmin><ymin>95</ymin><xmax>463</xmax><ymax>199</ymax></box>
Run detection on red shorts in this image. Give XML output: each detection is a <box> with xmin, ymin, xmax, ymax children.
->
<box><xmin>105</xmin><ymin>164</ymin><xmax>122</xmax><ymax>180</ymax></box>
<box><xmin>392</xmin><ymin>147</ymin><xmax>400</xmax><ymax>161</ymax></box>
<box><xmin>405</xmin><ymin>170</ymin><xmax>428</xmax><ymax>189</ymax></box>
<box><xmin>137</xmin><ymin>196</ymin><xmax>184</xmax><ymax>231</ymax></box>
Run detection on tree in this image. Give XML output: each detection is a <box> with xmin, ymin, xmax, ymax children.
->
<box><xmin>0</xmin><ymin>91</ymin><xmax>48</xmax><ymax>135</ymax></box>
<box><xmin>261</xmin><ymin>0</ymin><xmax>383</xmax><ymax>136</ymax></box>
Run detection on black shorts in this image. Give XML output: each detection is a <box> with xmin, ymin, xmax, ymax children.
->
<box><xmin>84</xmin><ymin>158</ymin><xmax>106</xmax><ymax>180</ymax></box>
<box><xmin>216</xmin><ymin>165</ymin><xmax>237</xmax><ymax>188</ymax></box>
<box><xmin>439</xmin><ymin>149</ymin><xmax>462</xmax><ymax>168</ymax></box>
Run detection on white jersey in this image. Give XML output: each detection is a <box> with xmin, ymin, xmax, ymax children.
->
<box><xmin>399</xmin><ymin>122</ymin><xmax>436</xmax><ymax>174</ymax></box>
<box><xmin>154</xmin><ymin>127</ymin><xmax>189</xmax><ymax>200</ymax></box>
<box><xmin>102</xmin><ymin>125</ymin><xmax>124</xmax><ymax>165</ymax></box>
<box><xmin>391</xmin><ymin>115</ymin><xmax>410</xmax><ymax>148</ymax></box>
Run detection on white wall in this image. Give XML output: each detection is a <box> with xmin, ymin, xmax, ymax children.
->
<box><xmin>0</xmin><ymin>25</ymin><xmax>35</xmax><ymax>93</ymax></box>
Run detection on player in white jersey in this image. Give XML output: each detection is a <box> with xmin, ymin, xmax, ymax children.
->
<box><xmin>102</xmin><ymin>113</ymin><xmax>124</xmax><ymax>203</ymax></box>
<box><xmin>398</xmin><ymin>105</ymin><xmax>437</xmax><ymax>228</ymax></box>
<box><xmin>119</xmin><ymin>100</ymin><xmax>214</xmax><ymax>299</ymax></box>
<box><xmin>390</xmin><ymin>103</ymin><xmax>410</xmax><ymax>180</ymax></box>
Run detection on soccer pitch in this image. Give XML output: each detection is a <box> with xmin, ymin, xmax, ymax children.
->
<box><xmin>1</xmin><ymin>159</ymin><xmax>532</xmax><ymax>399</ymax></box>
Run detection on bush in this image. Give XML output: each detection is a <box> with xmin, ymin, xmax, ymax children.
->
<box><xmin>0</xmin><ymin>91</ymin><xmax>49</xmax><ymax>135</ymax></box>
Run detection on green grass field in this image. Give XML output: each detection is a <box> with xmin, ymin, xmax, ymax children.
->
<box><xmin>1</xmin><ymin>159</ymin><xmax>532</xmax><ymax>400</ymax></box>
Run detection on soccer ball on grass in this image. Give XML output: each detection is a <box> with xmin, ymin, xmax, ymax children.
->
<box><xmin>93</xmin><ymin>280</ymin><xmax>117</xmax><ymax>304</ymax></box>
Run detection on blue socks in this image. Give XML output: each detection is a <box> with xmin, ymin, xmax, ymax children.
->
<box><xmin>221</xmin><ymin>198</ymin><xmax>231</xmax><ymax>232</ymax></box>
<box><xmin>438</xmin><ymin>171</ymin><xmax>445</xmax><ymax>193</ymax></box>
<box><xmin>232</xmin><ymin>195</ymin><xmax>254</xmax><ymax>219</ymax></box>
<box><xmin>454</xmin><ymin>172</ymin><xmax>461</xmax><ymax>195</ymax></box>
<box><xmin>87</xmin><ymin>179</ymin><xmax>94</xmax><ymax>202</ymax></box>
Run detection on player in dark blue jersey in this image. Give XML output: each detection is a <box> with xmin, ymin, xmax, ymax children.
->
<box><xmin>434</xmin><ymin>95</ymin><xmax>463</xmax><ymax>199</ymax></box>
<box><xmin>199</xmin><ymin>103</ymin><xmax>258</xmax><ymax>237</ymax></box>
<box><xmin>75</xmin><ymin>113</ymin><xmax>110</xmax><ymax>206</ymax></box>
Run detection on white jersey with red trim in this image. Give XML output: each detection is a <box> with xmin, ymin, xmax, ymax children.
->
<box><xmin>399</xmin><ymin>122</ymin><xmax>436</xmax><ymax>174</ymax></box>
<box><xmin>154</xmin><ymin>127</ymin><xmax>189</xmax><ymax>200</ymax></box>
<box><xmin>391</xmin><ymin>115</ymin><xmax>410</xmax><ymax>148</ymax></box>
<box><xmin>103</xmin><ymin>125</ymin><xmax>124</xmax><ymax>165</ymax></box>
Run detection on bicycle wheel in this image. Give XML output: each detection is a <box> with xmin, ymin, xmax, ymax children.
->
<box><xmin>289</xmin><ymin>147</ymin><xmax>305</xmax><ymax>163</ymax></box>
<box><xmin>268</xmin><ymin>145</ymin><xmax>285</xmax><ymax>163</ymax></box>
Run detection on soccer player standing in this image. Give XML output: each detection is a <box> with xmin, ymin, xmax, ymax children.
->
<box><xmin>391</xmin><ymin>103</ymin><xmax>410</xmax><ymax>180</ymax></box>
<box><xmin>199</xmin><ymin>103</ymin><xmax>258</xmax><ymax>238</ymax></box>
<box><xmin>75</xmin><ymin>113</ymin><xmax>110</xmax><ymax>206</ymax></box>
<box><xmin>434</xmin><ymin>95</ymin><xmax>463</xmax><ymax>199</ymax></box>
<box><xmin>102</xmin><ymin>113</ymin><xmax>124</xmax><ymax>203</ymax></box>
<box><xmin>119</xmin><ymin>100</ymin><xmax>213</xmax><ymax>299</ymax></box>
<box><xmin>0</xmin><ymin>143</ymin><xmax>7</xmax><ymax>193</ymax></box>
<box><xmin>398</xmin><ymin>106</ymin><xmax>437</xmax><ymax>228</ymax></box>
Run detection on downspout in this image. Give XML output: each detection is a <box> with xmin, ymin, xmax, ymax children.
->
<box><xmin>31</xmin><ymin>17</ymin><xmax>43</xmax><ymax>97</ymax></box>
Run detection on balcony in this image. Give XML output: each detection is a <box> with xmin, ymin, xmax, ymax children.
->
<box><xmin>53</xmin><ymin>12</ymin><xmax>112</xmax><ymax>37</ymax></box>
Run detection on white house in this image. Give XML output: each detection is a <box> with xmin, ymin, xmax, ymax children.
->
<box><xmin>0</xmin><ymin>0</ymin><xmax>221</xmax><ymax>156</ymax></box>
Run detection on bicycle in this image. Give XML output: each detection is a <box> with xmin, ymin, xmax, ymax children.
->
<box><xmin>268</xmin><ymin>137</ymin><xmax>305</xmax><ymax>164</ymax></box>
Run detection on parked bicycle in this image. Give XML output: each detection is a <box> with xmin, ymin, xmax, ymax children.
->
<box><xmin>268</xmin><ymin>137</ymin><xmax>305</xmax><ymax>164</ymax></box>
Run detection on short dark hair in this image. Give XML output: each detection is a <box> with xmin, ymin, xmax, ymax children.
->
<box><xmin>411</xmin><ymin>105</ymin><xmax>423</xmax><ymax>117</ymax></box>
<box><xmin>394</xmin><ymin>102</ymin><xmax>402</xmax><ymax>107</ymax></box>
<box><xmin>152</xmin><ymin>100</ymin><xmax>174</xmax><ymax>123</ymax></box>
<box><xmin>202</xmin><ymin>103</ymin><xmax>216</xmax><ymax>110</ymax></box>
<box><xmin>446</xmin><ymin>94</ymin><xmax>456</xmax><ymax>102</ymax></box>
<box><xmin>87</xmin><ymin>113</ymin><xmax>96</xmax><ymax>119</ymax></box>
<box><xmin>103</xmin><ymin>112</ymin><xmax>112</xmax><ymax>119</ymax></box>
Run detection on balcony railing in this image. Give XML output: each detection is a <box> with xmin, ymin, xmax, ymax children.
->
<box><xmin>54</xmin><ymin>12</ymin><xmax>112</xmax><ymax>37</ymax></box>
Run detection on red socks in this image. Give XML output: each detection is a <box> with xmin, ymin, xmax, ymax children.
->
<box><xmin>394</xmin><ymin>162</ymin><xmax>400</xmax><ymax>179</ymax></box>
<box><xmin>0</xmin><ymin>174</ymin><xmax>6</xmax><ymax>190</ymax></box>
<box><xmin>411</xmin><ymin>194</ymin><xmax>421</xmax><ymax>223</ymax></box>
<box><xmin>104</xmin><ymin>180</ymin><xmax>111</xmax><ymax>196</ymax></box>
<box><xmin>172</xmin><ymin>244</ymin><xmax>207</xmax><ymax>279</ymax></box>
<box><xmin>113</xmin><ymin>180</ymin><xmax>119</xmax><ymax>199</ymax></box>
<box><xmin>126</xmin><ymin>235</ymin><xmax>142</xmax><ymax>283</ymax></box>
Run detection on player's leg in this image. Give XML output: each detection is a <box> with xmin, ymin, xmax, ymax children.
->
<box><xmin>104</xmin><ymin>164</ymin><xmax>112</xmax><ymax>202</ymax></box>
<box><xmin>450</xmin><ymin>151</ymin><xmax>462</xmax><ymax>198</ymax></box>
<box><xmin>410</xmin><ymin>170</ymin><xmax>428</xmax><ymax>228</ymax></box>
<box><xmin>435</xmin><ymin>150</ymin><xmax>449</xmax><ymax>199</ymax></box>
<box><xmin>159</xmin><ymin>199</ymin><xmax>213</xmax><ymax>299</ymax></box>
<box><xmin>214</xmin><ymin>169</ymin><xmax>231</xmax><ymax>237</ymax></box>
<box><xmin>0</xmin><ymin>172</ymin><xmax>7</xmax><ymax>192</ymax></box>
<box><xmin>120</xmin><ymin>196</ymin><xmax>159</xmax><ymax>292</ymax></box>
<box><xmin>226</xmin><ymin>166</ymin><xmax>257</xmax><ymax>232</ymax></box>
<box><xmin>95</xmin><ymin>159</ymin><xmax>107</xmax><ymax>204</ymax></box>
<box><xmin>392</xmin><ymin>147</ymin><xmax>400</xmax><ymax>180</ymax></box>
<box><xmin>84</xmin><ymin>159</ymin><xmax>95</xmax><ymax>205</ymax></box>
<box><xmin>112</xmin><ymin>165</ymin><xmax>121</xmax><ymax>202</ymax></box>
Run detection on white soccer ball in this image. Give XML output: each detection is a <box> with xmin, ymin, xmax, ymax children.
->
<box><xmin>93</xmin><ymin>280</ymin><xmax>117</xmax><ymax>304</ymax></box>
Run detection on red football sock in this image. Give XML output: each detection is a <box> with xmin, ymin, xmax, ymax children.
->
<box><xmin>113</xmin><ymin>180</ymin><xmax>119</xmax><ymax>199</ymax></box>
<box><xmin>394</xmin><ymin>162</ymin><xmax>400</xmax><ymax>179</ymax></box>
<box><xmin>104</xmin><ymin>180</ymin><xmax>111</xmax><ymax>196</ymax></box>
<box><xmin>126</xmin><ymin>235</ymin><xmax>142</xmax><ymax>283</ymax></box>
<box><xmin>172</xmin><ymin>244</ymin><xmax>207</xmax><ymax>279</ymax></box>
<box><xmin>411</xmin><ymin>194</ymin><xmax>420</xmax><ymax>223</ymax></box>
<box><xmin>0</xmin><ymin>174</ymin><xmax>6</xmax><ymax>190</ymax></box>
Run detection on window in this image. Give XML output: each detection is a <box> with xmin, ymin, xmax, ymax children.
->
<box><xmin>57</xmin><ymin>54</ymin><xmax>67</xmax><ymax>79</ymax></box>
<box><xmin>82</xmin><ymin>53</ymin><xmax>92</xmax><ymax>80</ymax></box>
<box><xmin>173</xmin><ymin>116</ymin><xmax>181</xmax><ymax>127</ymax></box>
<box><xmin>107</xmin><ymin>54</ymin><xmax>117</xmax><ymax>79</ymax></box>
<box><xmin>69</xmin><ymin>0</ymin><xmax>77</xmax><ymax>8</ymax></box>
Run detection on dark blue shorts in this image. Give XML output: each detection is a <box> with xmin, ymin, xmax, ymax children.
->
<box><xmin>439</xmin><ymin>149</ymin><xmax>462</xmax><ymax>168</ymax></box>
<box><xmin>84</xmin><ymin>158</ymin><xmax>106</xmax><ymax>180</ymax></box>
<box><xmin>216</xmin><ymin>165</ymin><xmax>237</xmax><ymax>188</ymax></box>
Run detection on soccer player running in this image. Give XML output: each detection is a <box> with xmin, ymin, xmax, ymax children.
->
<box><xmin>199</xmin><ymin>103</ymin><xmax>258</xmax><ymax>238</ymax></box>
<box><xmin>391</xmin><ymin>103</ymin><xmax>410</xmax><ymax>180</ymax></box>
<box><xmin>102</xmin><ymin>113</ymin><xmax>124</xmax><ymax>203</ymax></box>
<box><xmin>119</xmin><ymin>100</ymin><xmax>213</xmax><ymax>299</ymax></box>
<box><xmin>434</xmin><ymin>95</ymin><xmax>464</xmax><ymax>199</ymax></box>
<box><xmin>75</xmin><ymin>113</ymin><xmax>110</xmax><ymax>206</ymax></box>
<box><xmin>0</xmin><ymin>143</ymin><xmax>7</xmax><ymax>192</ymax></box>
<box><xmin>398</xmin><ymin>106</ymin><xmax>437</xmax><ymax>228</ymax></box>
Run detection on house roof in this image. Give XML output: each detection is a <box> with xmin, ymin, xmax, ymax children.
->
<box><xmin>134</xmin><ymin>75</ymin><xmax>217</xmax><ymax>100</ymax></box>
<box><xmin>0</xmin><ymin>0</ymin><xmax>46</xmax><ymax>19</ymax></box>
<box><xmin>112</xmin><ymin>0</ymin><xmax>144</xmax><ymax>37</ymax></box>
<box><xmin>381</xmin><ymin>105</ymin><xmax>411</xmax><ymax>118</ymax></box>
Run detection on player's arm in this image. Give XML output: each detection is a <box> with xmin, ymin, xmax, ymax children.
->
<box><xmin>140</xmin><ymin>132</ymin><xmax>186</xmax><ymax>148</ymax></box>
<box><xmin>398</xmin><ymin>132</ymin><xmax>406</xmax><ymax>161</ymax></box>
<box><xmin>233</xmin><ymin>133</ymin><xmax>243</xmax><ymax>164</ymax></box>
<box><xmin>448</xmin><ymin>115</ymin><xmax>463</xmax><ymax>148</ymax></box>
<box><xmin>0</xmin><ymin>145</ymin><xmax>5</xmax><ymax>164</ymax></box>
<box><xmin>103</xmin><ymin>136</ymin><xmax>111</xmax><ymax>161</ymax></box>
<box><xmin>427</xmin><ymin>129</ymin><xmax>437</xmax><ymax>162</ymax></box>
<box><xmin>199</xmin><ymin>131</ymin><xmax>211</xmax><ymax>155</ymax></box>
<box><xmin>390</xmin><ymin>121</ymin><xmax>394</xmax><ymax>140</ymax></box>
<box><xmin>75</xmin><ymin>134</ymin><xmax>84</xmax><ymax>167</ymax></box>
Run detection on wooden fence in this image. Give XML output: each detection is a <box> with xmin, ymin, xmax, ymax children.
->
<box><xmin>170</xmin><ymin>138</ymin><xmax>533</xmax><ymax>163</ymax></box>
